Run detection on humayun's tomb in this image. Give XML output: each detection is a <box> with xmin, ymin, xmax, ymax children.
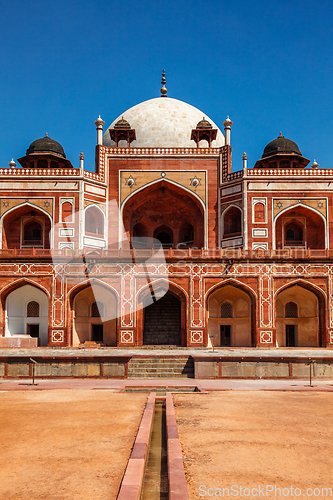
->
<box><xmin>1</xmin><ymin>72</ymin><xmax>333</xmax><ymax>361</ymax></box>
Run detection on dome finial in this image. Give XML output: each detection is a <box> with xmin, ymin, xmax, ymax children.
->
<box><xmin>279</xmin><ymin>131</ymin><xmax>283</xmax><ymax>137</ymax></box>
<box><xmin>160</xmin><ymin>69</ymin><xmax>167</xmax><ymax>97</ymax></box>
<box><xmin>45</xmin><ymin>132</ymin><xmax>48</xmax><ymax>137</ymax></box>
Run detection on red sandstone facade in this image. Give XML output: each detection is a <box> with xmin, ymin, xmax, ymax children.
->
<box><xmin>0</xmin><ymin>95</ymin><xmax>332</xmax><ymax>350</ymax></box>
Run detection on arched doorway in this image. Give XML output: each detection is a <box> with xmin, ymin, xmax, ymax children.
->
<box><xmin>5</xmin><ymin>284</ymin><xmax>49</xmax><ymax>346</ymax></box>
<box><xmin>207</xmin><ymin>283</ymin><xmax>256</xmax><ymax>347</ymax></box>
<box><xmin>276</xmin><ymin>283</ymin><xmax>324</xmax><ymax>347</ymax></box>
<box><xmin>143</xmin><ymin>291</ymin><xmax>181</xmax><ymax>345</ymax></box>
<box><xmin>71</xmin><ymin>283</ymin><xmax>117</xmax><ymax>346</ymax></box>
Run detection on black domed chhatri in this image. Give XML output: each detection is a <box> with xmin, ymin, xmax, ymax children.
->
<box><xmin>114</xmin><ymin>117</ymin><xmax>131</xmax><ymax>129</ymax></box>
<box><xmin>27</xmin><ymin>136</ymin><xmax>66</xmax><ymax>158</ymax></box>
<box><xmin>262</xmin><ymin>134</ymin><xmax>301</xmax><ymax>158</ymax></box>
<box><xmin>196</xmin><ymin>117</ymin><xmax>212</xmax><ymax>129</ymax></box>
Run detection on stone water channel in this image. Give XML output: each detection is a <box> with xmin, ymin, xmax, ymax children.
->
<box><xmin>117</xmin><ymin>388</ymin><xmax>199</xmax><ymax>499</ymax></box>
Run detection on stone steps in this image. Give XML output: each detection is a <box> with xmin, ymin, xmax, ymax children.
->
<box><xmin>128</xmin><ymin>357</ymin><xmax>194</xmax><ymax>379</ymax></box>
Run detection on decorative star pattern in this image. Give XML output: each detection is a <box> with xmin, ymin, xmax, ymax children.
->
<box><xmin>125</xmin><ymin>175</ymin><xmax>137</xmax><ymax>187</ymax></box>
<box><xmin>190</xmin><ymin>175</ymin><xmax>201</xmax><ymax>188</ymax></box>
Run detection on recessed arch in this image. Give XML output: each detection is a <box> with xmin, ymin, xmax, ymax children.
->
<box><xmin>122</xmin><ymin>180</ymin><xmax>205</xmax><ymax>249</ymax></box>
<box><xmin>275</xmin><ymin>280</ymin><xmax>326</xmax><ymax>347</ymax></box>
<box><xmin>4</xmin><ymin>283</ymin><xmax>49</xmax><ymax>346</ymax></box>
<box><xmin>69</xmin><ymin>280</ymin><xmax>118</xmax><ymax>346</ymax></box>
<box><xmin>0</xmin><ymin>201</ymin><xmax>53</xmax><ymax>221</ymax></box>
<box><xmin>1</xmin><ymin>203</ymin><xmax>52</xmax><ymax>249</ymax></box>
<box><xmin>137</xmin><ymin>279</ymin><xmax>187</xmax><ymax>346</ymax></box>
<box><xmin>274</xmin><ymin>203</ymin><xmax>327</xmax><ymax>249</ymax></box>
<box><xmin>121</xmin><ymin>177</ymin><xmax>206</xmax><ymax>212</ymax></box>
<box><xmin>84</xmin><ymin>205</ymin><xmax>105</xmax><ymax>237</ymax></box>
<box><xmin>68</xmin><ymin>278</ymin><xmax>119</xmax><ymax>308</ymax></box>
<box><xmin>206</xmin><ymin>280</ymin><xmax>257</xmax><ymax>347</ymax></box>
<box><xmin>222</xmin><ymin>205</ymin><xmax>242</xmax><ymax>239</ymax></box>
<box><xmin>1</xmin><ymin>278</ymin><xmax>51</xmax><ymax>310</ymax></box>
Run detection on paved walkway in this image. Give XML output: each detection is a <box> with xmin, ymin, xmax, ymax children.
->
<box><xmin>1</xmin><ymin>377</ymin><xmax>332</xmax><ymax>391</ymax></box>
<box><xmin>1</xmin><ymin>347</ymin><xmax>333</xmax><ymax>358</ymax></box>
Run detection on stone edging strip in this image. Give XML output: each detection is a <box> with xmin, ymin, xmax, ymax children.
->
<box><xmin>166</xmin><ymin>392</ymin><xmax>190</xmax><ymax>500</ymax></box>
<box><xmin>117</xmin><ymin>392</ymin><xmax>156</xmax><ymax>500</ymax></box>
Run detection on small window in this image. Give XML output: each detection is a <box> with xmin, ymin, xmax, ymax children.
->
<box><xmin>27</xmin><ymin>301</ymin><xmax>39</xmax><ymax>317</ymax></box>
<box><xmin>91</xmin><ymin>301</ymin><xmax>104</xmax><ymax>317</ymax></box>
<box><xmin>285</xmin><ymin>302</ymin><xmax>298</xmax><ymax>318</ymax></box>
<box><xmin>254</xmin><ymin>203</ymin><xmax>265</xmax><ymax>222</ymax></box>
<box><xmin>221</xmin><ymin>302</ymin><xmax>233</xmax><ymax>318</ymax></box>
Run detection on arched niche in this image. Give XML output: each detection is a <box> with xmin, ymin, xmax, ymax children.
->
<box><xmin>276</xmin><ymin>283</ymin><xmax>324</xmax><ymax>347</ymax></box>
<box><xmin>85</xmin><ymin>206</ymin><xmax>104</xmax><ymax>238</ymax></box>
<box><xmin>275</xmin><ymin>206</ymin><xmax>325</xmax><ymax>249</ymax></box>
<box><xmin>62</xmin><ymin>201</ymin><xmax>73</xmax><ymax>222</ymax></box>
<box><xmin>223</xmin><ymin>206</ymin><xmax>242</xmax><ymax>238</ymax></box>
<box><xmin>207</xmin><ymin>283</ymin><xmax>255</xmax><ymax>347</ymax></box>
<box><xmin>71</xmin><ymin>283</ymin><xmax>117</xmax><ymax>346</ymax></box>
<box><xmin>5</xmin><ymin>284</ymin><xmax>49</xmax><ymax>346</ymax></box>
<box><xmin>254</xmin><ymin>202</ymin><xmax>265</xmax><ymax>223</ymax></box>
<box><xmin>123</xmin><ymin>181</ymin><xmax>204</xmax><ymax>249</ymax></box>
<box><xmin>2</xmin><ymin>205</ymin><xmax>51</xmax><ymax>249</ymax></box>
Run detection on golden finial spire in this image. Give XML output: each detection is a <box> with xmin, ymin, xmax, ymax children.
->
<box><xmin>160</xmin><ymin>69</ymin><xmax>167</xmax><ymax>97</ymax></box>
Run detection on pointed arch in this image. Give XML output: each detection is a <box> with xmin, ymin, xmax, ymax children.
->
<box><xmin>121</xmin><ymin>178</ymin><xmax>206</xmax><ymax>211</ymax></box>
<box><xmin>275</xmin><ymin>279</ymin><xmax>326</xmax><ymax>347</ymax></box>
<box><xmin>137</xmin><ymin>279</ymin><xmax>187</xmax><ymax>346</ymax></box>
<box><xmin>0</xmin><ymin>201</ymin><xmax>53</xmax><ymax>221</ymax></box>
<box><xmin>273</xmin><ymin>203</ymin><xmax>327</xmax><ymax>249</ymax></box>
<box><xmin>69</xmin><ymin>279</ymin><xmax>118</xmax><ymax>347</ymax></box>
<box><xmin>68</xmin><ymin>278</ymin><xmax>119</xmax><ymax>308</ymax></box>
<box><xmin>84</xmin><ymin>204</ymin><xmax>105</xmax><ymax>237</ymax></box>
<box><xmin>222</xmin><ymin>205</ymin><xmax>242</xmax><ymax>238</ymax></box>
<box><xmin>1</xmin><ymin>278</ymin><xmax>51</xmax><ymax>310</ymax></box>
<box><xmin>1</xmin><ymin>203</ymin><xmax>53</xmax><ymax>249</ymax></box>
<box><xmin>206</xmin><ymin>279</ymin><xmax>257</xmax><ymax>347</ymax></box>
<box><xmin>121</xmin><ymin>179</ymin><xmax>206</xmax><ymax>249</ymax></box>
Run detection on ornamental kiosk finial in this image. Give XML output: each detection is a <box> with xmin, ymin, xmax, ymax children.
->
<box><xmin>160</xmin><ymin>69</ymin><xmax>167</xmax><ymax>97</ymax></box>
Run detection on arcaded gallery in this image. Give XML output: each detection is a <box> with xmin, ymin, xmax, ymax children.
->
<box><xmin>0</xmin><ymin>75</ymin><xmax>332</xmax><ymax>350</ymax></box>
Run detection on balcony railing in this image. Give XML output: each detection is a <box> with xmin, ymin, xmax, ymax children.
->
<box><xmin>0</xmin><ymin>247</ymin><xmax>331</xmax><ymax>260</ymax></box>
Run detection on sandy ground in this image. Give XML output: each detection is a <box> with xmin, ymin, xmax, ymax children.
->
<box><xmin>174</xmin><ymin>392</ymin><xmax>333</xmax><ymax>499</ymax></box>
<box><xmin>0</xmin><ymin>390</ymin><xmax>147</xmax><ymax>500</ymax></box>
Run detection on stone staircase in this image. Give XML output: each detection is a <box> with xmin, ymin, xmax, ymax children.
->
<box><xmin>127</xmin><ymin>356</ymin><xmax>194</xmax><ymax>379</ymax></box>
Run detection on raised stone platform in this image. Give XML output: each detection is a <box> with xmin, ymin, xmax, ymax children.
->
<box><xmin>0</xmin><ymin>347</ymin><xmax>333</xmax><ymax>380</ymax></box>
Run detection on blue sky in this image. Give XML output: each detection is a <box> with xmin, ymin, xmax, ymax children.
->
<box><xmin>0</xmin><ymin>0</ymin><xmax>332</xmax><ymax>171</ymax></box>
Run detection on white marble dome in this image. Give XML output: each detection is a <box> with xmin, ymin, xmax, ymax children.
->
<box><xmin>103</xmin><ymin>97</ymin><xmax>225</xmax><ymax>148</ymax></box>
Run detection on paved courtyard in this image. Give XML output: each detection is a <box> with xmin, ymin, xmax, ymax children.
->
<box><xmin>174</xmin><ymin>391</ymin><xmax>333</xmax><ymax>499</ymax></box>
<box><xmin>0</xmin><ymin>390</ymin><xmax>147</xmax><ymax>500</ymax></box>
